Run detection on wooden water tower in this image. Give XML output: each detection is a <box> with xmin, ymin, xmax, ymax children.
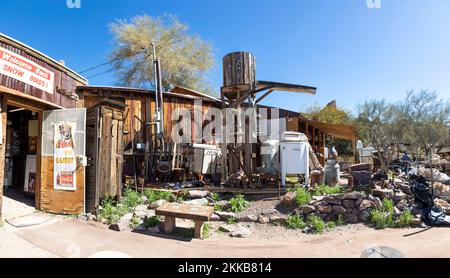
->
<box><xmin>220</xmin><ymin>51</ymin><xmax>318</xmax><ymax>188</ymax></box>
<box><xmin>221</xmin><ymin>52</ymin><xmax>258</xmax><ymax>187</ymax></box>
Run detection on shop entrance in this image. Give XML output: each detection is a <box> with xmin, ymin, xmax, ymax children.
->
<box><xmin>2</xmin><ymin>105</ymin><xmax>40</xmax><ymax>219</ymax></box>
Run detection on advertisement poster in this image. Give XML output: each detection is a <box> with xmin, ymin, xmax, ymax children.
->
<box><xmin>54</xmin><ymin>122</ymin><xmax>77</xmax><ymax>191</ymax></box>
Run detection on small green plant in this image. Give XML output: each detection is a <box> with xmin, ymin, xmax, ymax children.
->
<box><xmin>382</xmin><ymin>198</ymin><xmax>395</xmax><ymax>214</ymax></box>
<box><xmin>98</xmin><ymin>196</ymin><xmax>128</xmax><ymax>224</ymax></box>
<box><xmin>313</xmin><ymin>184</ymin><xmax>344</xmax><ymax>196</ymax></box>
<box><xmin>285</xmin><ymin>215</ymin><xmax>306</xmax><ymax>230</ymax></box>
<box><xmin>202</xmin><ymin>222</ymin><xmax>211</xmax><ymax>238</ymax></box>
<box><xmin>307</xmin><ymin>215</ymin><xmax>326</xmax><ymax>234</ymax></box>
<box><xmin>370</xmin><ymin>209</ymin><xmax>388</xmax><ymax>229</ymax></box>
<box><xmin>227</xmin><ymin>217</ymin><xmax>237</xmax><ymax>225</ymax></box>
<box><xmin>214</xmin><ymin>204</ymin><xmax>223</xmax><ymax>212</ymax></box>
<box><xmin>143</xmin><ymin>188</ymin><xmax>174</xmax><ymax>204</ymax></box>
<box><xmin>396</xmin><ymin>210</ymin><xmax>414</xmax><ymax>228</ymax></box>
<box><xmin>228</xmin><ymin>195</ymin><xmax>249</xmax><ymax>213</ymax></box>
<box><xmin>122</xmin><ymin>188</ymin><xmax>143</xmax><ymax>209</ymax></box>
<box><xmin>211</xmin><ymin>192</ymin><xmax>220</xmax><ymax>202</ymax></box>
<box><xmin>369</xmin><ymin>198</ymin><xmax>406</xmax><ymax>229</ymax></box>
<box><xmin>294</xmin><ymin>187</ymin><xmax>312</xmax><ymax>206</ymax></box>
<box><xmin>143</xmin><ymin>216</ymin><xmax>161</xmax><ymax>228</ymax></box>
<box><xmin>336</xmin><ymin>215</ymin><xmax>345</xmax><ymax>226</ymax></box>
<box><xmin>129</xmin><ymin>216</ymin><xmax>141</xmax><ymax>229</ymax></box>
<box><xmin>176</xmin><ymin>189</ymin><xmax>190</xmax><ymax>202</ymax></box>
<box><xmin>326</xmin><ymin>221</ymin><xmax>336</xmax><ymax>229</ymax></box>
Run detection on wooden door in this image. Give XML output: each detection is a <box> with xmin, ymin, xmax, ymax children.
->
<box><xmin>40</xmin><ymin>108</ymin><xmax>86</xmax><ymax>214</ymax></box>
<box><xmin>85</xmin><ymin>104</ymin><xmax>124</xmax><ymax>213</ymax></box>
<box><xmin>85</xmin><ymin>107</ymin><xmax>100</xmax><ymax>213</ymax></box>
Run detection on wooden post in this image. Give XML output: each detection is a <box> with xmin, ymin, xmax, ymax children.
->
<box><xmin>194</xmin><ymin>220</ymin><xmax>205</xmax><ymax>239</ymax></box>
<box><xmin>0</xmin><ymin>96</ymin><xmax>7</xmax><ymax>220</ymax></box>
<box><xmin>164</xmin><ymin>216</ymin><xmax>176</xmax><ymax>233</ymax></box>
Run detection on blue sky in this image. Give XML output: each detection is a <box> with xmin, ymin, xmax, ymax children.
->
<box><xmin>1</xmin><ymin>0</ymin><xmax>449</xmax><ymax>113</ymax></box>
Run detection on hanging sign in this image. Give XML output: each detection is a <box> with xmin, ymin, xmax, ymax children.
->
<box><xmin>54</xmin><ymin>122</ymin><xmax>77</xmax><ymax>191</ymax></box>
<box><xmin>0</xmin><ymin>46</ymin><xmax>55</xmax><ymax>94</ymax></box>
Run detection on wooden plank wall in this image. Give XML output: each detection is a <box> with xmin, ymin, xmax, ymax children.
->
<box><xmin>77</xmin><ymin>90</ymin><xmax>217</xmax><ymax>151</ymax></box>
<box><xmin>40</xmin><ymin>157</ymin><xmax>85</xmax><ymax>214</ymax></box>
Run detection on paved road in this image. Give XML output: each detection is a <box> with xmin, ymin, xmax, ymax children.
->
<box><xmin>2</xmin><ymin>218</ymin><xmax>450</xmax><ymax>258</ymax></box>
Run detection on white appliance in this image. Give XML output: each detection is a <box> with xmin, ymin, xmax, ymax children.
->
<box><xmin>193</xmin><ymin>144</ymin><xmax>222</xmax><ymax>175</ymax></box>
<box><xmin>359</xmin><ymin>147</ymin><xmax>376</xmax><ymax>165</ymax></box>
<box><xmin>280</xmin><ymin>132</ymin><xmax>309</xmax><ymax>188</ymax></box>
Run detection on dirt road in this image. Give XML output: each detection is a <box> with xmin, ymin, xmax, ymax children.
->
<box><xmin>2</xmin><ymin>218</ymin><xmax>449</xmax><ymax>258</ymax></box>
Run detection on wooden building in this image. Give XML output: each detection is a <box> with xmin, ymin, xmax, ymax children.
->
<box><xmin>0</xmin><ymin>33</ymin><xmax>88</xmax><ymax>218</ymax></box>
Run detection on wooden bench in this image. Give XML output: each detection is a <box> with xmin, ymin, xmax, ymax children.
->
<box><xmin>156</xmin><ymin>203</ymin><xmax>214</xmax><ymax>238</ymax></box>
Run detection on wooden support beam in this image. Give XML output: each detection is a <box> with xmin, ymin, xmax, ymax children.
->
<box><xmin>255</xmin><ymin>89</ymin><xmax>274</xmax><ymax>104</ymax></box>
<box><xmin>0</xmin><ymin>95</ymin><xmax>6</xmax><ymax>219</ymax></box>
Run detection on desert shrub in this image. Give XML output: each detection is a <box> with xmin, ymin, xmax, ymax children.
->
<box><xmin>202</xmin><ymin>222</ymin><xmax>211</xmax><ymax>238</ymax></box>
<box><xmin>307</xmin><ymin>215</ymin><xmax>326</xmax><ymax>234</ymax></box>
<box><xmin>143</xmin><ymin>188</ymin><xmax>174</xmax><ymax>204</ymax></box>
<box><xmin>313</xmin><ymin>184</ymin><xmax>344</xmax><ymax>196</ymax></box>
<box><xmin>370</xmin><ymin>209</ymin><xmax>388</xmax><ymax>229</ymax></box>
<box><xmin>227</xmin><ymin>217</ymin><xmax>237</xmax><ymax>224</ymax></box>
<box><xmin>326</xmin><ymin>221</ymin><xmax>336</xmax><ymax>229</ymax></box>
<box><xmin>211</xmin><ymin>193</ymin><xmax>220</xmax><ymax>202</ymax></box>
<box><xmin>122</xmin><ymin>188</ymin><xmax>143</xmax><ymax>209</ymax></box>
<box><xmin>176</xmin><ymin>189</ymin><xmax>190</xmax><ymax>202</ymax></box>
<box><xmin>294</xmin><ymin>187</ymin><xmax>312</xmax><ymax>206</ymax></box>
<box><xmin>396</xmin><ymin>210</ymin><xmax>414</xmax><ymax>228</ymax></box>
<box><xmin>286</xmin><ymin>215</ymin><xmax>306</xmax><ymax>230</ymax></box>
<box><xmin>129</xmin><ymin>216</ymin><xmax>141</xmax><ymax>229</ymax></box>
<box><xmin>228</xmin><ymin>195</ymin><xmax>249</xmax><ymax>212</ymax></box>
<box><xmin>382</xmin><ymin>198</ymin><xmax>395</xmax><ymax>214</ymax></box>
<box><xmin>143</xmin><ymin>216</ymin><xmax>161</xmax><ymax>228</ymax></box>
<box><xmin>214</xmin><ymin>204</ymin><xmax>223</xmax><ymax>212</ymax></box>
<box><xmin>98</xmin><ymin>196</ymin><xmax>127</xmax><ymax>225</ymax></box>
<box><xmin>336</xmin><ymin>215</ymin><xmax>345</xmax><ymax>226</ymax></box>
<box><xmin>370</xmin><ymin>197</ymin><xmax>404</xmax><ymax>229</ymax></box>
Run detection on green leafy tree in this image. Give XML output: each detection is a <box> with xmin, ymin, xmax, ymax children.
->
<box><xmin>109</xmin><ymin>14</ymin><xmax>214</xmax><ymax>92</ymax></box>
<box><xmin>304</xmin><ymin>100</ymin><xmax>353</xmax><ymax>125</ymax></box>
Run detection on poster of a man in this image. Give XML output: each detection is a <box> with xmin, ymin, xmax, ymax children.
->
<box><xmin>54</xmin><ymin>122</ymin><xmax>77</xmax><ymax>190</ymax></box>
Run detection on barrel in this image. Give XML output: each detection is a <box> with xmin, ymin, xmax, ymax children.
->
<box><xmin>222</xmin><ymin>52</ymin><xmax>256</xmax><ymax>94</ymax></box>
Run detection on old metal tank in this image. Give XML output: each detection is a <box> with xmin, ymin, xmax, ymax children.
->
<box><xmin>324</xmin><ymin>159</ymin><xmax>341</xmax><ymax>186</ymax></box>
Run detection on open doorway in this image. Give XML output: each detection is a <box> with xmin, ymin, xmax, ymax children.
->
<box><xmin>2</xmin><ymin>105</ymin><xmax>39</xmax><ymax>219</ymax></box>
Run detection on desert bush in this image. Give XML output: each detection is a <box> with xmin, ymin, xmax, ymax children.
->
<box><xmin>336</xmin><ymin>215</ymin><xmax>345</xmax><ymax>226</ymax></box>
<box><xmin>98</xmin><ymin>196</ymin><xmax>127</xmax><ymax>225</ymax></box>
<box><xmin>313</xmin><ymin>184</ymin><xmax>344</xmax><ymax>196</ymax></box>
<box><xmin>228</xmin><ymin>195</ymin><xmax>249</xmax><ymax>212</ymax></box>
<box><xmin>307</xmin><ymin>215</ymin><xmax>326</xmax><ymax>234</ymax></box>
<box><xmin>143</xmin><ymin>188</ymin><xmax>174</xmax><ymax>204</ymax></box>
<box><xmin>129</xmin><ymin>215</ymin><xmax>141</xmax><ymax>229</ymax></box>
<box><xmin>294</xmin><ymin>187</ymin><xmax>312</xmax><ymax>206</ymax></box>
<box><xmin>286</xmin><ymin>215</ymin><xmax>307</xmax><ymax>230</ymax></box>
<box><xmin>211</xmin><ymin>192</ymin><xmax>220</xmax><ymax>202</ymax></box>
<box><xmin>396</xmin><ymin>210</ymin><xmax>414</xmax><ymax>228</ymax></box>
<box><xmin>370</xmin><ymin>209</ymin><xmax>388</xmax><ymax>229</ymax></box>
<box><xmin>143</xmin><ymin>216</ymin><xmax>161</xmax><ymax>228</ymax></box>
<box><xmin>202</xmin><ymin>222</ymin><xmax>211</xmax><ymax>238</ymax></box>
<box><xmin>122</xmin><ymin>188</ymin><xmax>143</xmax><ymax>209</ymax></box>
<box><xmin>370</xmin><ymin>198</ymin><xmax>413</xmax><ymax>229</ymax></box>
